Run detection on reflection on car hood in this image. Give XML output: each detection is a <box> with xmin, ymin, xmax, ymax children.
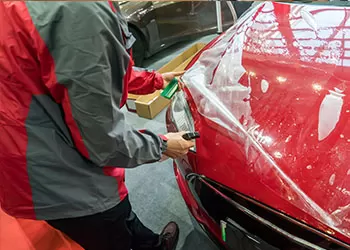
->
<box><xmin>183</xmin><ymin>1</ymin><xmax>350</xmax><ymax>243</ymax></box>
<box><xmin>119</xmin><ymin>1</ymin><xmax>150</xmax><ymax>18</ymax></box>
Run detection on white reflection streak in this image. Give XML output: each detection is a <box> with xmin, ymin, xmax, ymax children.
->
<box><xmin>312</xmin><ymin>83</ymin><xmax>322</xmax><ymax>92</ymax></box>
<box><xmin>276</xmin><ymin>76</ymin><xmax>287</xmax><ymax>83</ymax></box>
<box><xmin>318</xmin><ymin>89</ymin><xmax>345</xmax><ymax>141</ymax></box>
<box><xmin>301</xmin><ymin>8</ymin><xmax>318</xmax><ymax>31</ymax></box>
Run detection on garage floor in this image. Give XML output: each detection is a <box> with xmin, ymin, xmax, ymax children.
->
<box><xmin>123</xmin><ymin>34</ymin><xmax>218</xmax><ymax>250</ymax></box>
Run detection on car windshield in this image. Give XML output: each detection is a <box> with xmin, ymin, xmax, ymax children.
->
<box><xmin>183</xmin><ymin>0</ymin><xmax>350</xmax><ymax>242</ymax></box>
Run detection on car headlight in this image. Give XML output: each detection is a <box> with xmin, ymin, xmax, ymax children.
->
<box><xmin>171</xmin><ymin>91</ymin><xmax>196</xmax><ymax>152</ymax></box>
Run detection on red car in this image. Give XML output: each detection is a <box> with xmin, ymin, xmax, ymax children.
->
<box><xmin>167</xmin><ymin>1</ymin><xmax>350</xmax><ymax>249</ymax></box>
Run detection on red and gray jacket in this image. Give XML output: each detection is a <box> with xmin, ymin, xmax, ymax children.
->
<box><xmin>0</xmin><ymin>1</ymin><xmax>166</xmax><ymax>220</ymax></box>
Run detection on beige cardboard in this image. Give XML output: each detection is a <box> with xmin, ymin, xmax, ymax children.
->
<box><xmin>132</xmin><ymin>43</ymin><xmax>207</xmax><ymax>119</ymax></box>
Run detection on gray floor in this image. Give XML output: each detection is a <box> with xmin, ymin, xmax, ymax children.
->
<box><xmin>123</xmin><ymin>35</ymin><xmax>218</xmax><ymax>250</ymax></box>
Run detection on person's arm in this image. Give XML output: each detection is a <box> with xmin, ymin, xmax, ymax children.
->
<box><xmin>128</xmin><ymin>66</ymin><xmax>164</xmax><ymax>95</ymax></box>
<box><xmin>44</xmin><ymin>2</ymin><xmax>165</xmax><ymax>168</ymax></box>
<box><xmin>127</xmin><ymin>67</ymin><xmax>185</xmax><ymax>95</ymax></box>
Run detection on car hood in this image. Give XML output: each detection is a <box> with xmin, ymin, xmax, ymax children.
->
<box><xmin>119</xmin><ymin>1</ymin><xmax>151</xmax><ymax>20</ymax></box>
<box><xmin>182</xmin><ymin>1</ymin><xmax>350</xmax><ymax>242</ymax></box>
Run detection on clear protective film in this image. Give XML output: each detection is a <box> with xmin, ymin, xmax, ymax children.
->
<box><xmin>182</xmin><ymin>1</ymin><xmax>350</xmax><ymax>241</ymax></box>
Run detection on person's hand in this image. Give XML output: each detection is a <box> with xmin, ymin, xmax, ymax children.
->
<box><xmin>163</xmin><ymin>132</ymin><xmax>195</xmax><ymax>159</ymax></box>
<box><xmin>162</xmin><ymin>71</ymin><xmax>185</xmax><ymax>89</ymax></box>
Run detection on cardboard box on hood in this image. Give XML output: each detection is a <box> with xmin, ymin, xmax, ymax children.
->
<box><xmin>127</xmin><ymin>42</ymin><xmax>206</xmax><ymax>119</ymax></box>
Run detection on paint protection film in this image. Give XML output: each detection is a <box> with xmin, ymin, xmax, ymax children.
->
<box><xmin>182</xmin><ymin>1</ymin><xmax>350</xmax><ymax>242</ymax></box>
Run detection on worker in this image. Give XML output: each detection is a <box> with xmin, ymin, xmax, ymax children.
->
<box><xmin>0</xmin><ymin>1</ymin><xmax>195</xmax><ymax>250</ymax></box>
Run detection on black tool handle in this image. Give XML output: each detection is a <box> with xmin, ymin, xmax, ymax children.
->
<box><xmin>182</xmin><ymin>132</ymin><xmax>200</xmax><ymax>141</ymax></box>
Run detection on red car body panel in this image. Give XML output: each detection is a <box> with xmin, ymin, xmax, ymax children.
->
<box><xmin>168</xmin><ymin>1</ymin><xmax>350</xmax><ymax>246</ymax></box>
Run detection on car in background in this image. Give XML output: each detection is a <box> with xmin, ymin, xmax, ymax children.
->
<box><xmin>167</xmin><ymin>1</ymin><xmax>350</xmax><ymax>249</ymax></box>
<box><xmin>119</xmin><ymin>1</ymin><xmax>253</xmax><ymax>66</ymax></box>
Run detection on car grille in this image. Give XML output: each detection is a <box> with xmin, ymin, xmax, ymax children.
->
<box><xmin>186</xmin><ymin>174</ymin><xmax>349</xmax><ymax>250</ymax></box>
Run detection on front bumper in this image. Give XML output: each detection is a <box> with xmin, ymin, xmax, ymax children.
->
<box><xmin>173</xmin><ymin>161</ymin><xmax>225</xmax><ymax>250</ymax></box>
<box><xmin>188</xmin><ymin>208</ymin><xmax>221</xmax><ymax>250</ymax></box>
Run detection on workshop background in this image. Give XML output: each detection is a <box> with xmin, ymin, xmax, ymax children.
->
<box><xmin>3</xmin><ymin>1</ymin><xmax>350</xmax><ymax>250</ymax></box>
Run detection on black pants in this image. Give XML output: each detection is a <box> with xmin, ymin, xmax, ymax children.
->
<box><xmin>47</xmin><ymin>196</ymin><xmax>160</xmax><ymax>250</ymax></box>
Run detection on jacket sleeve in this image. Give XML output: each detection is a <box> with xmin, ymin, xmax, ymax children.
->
<box><xmin>128</xmin><ymin>66</ymin><xmax>164</xmax><ymax>95</ymax></box>
<box><xmin>46</xmin><ymin>2</ymin><xmax>164</xmax><ymax>168</ymax></box>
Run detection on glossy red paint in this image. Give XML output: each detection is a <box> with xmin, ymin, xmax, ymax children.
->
<box><xmin>173</xmin><ymin>162</ymin><xmax>223</xmax><ymax>242</ymax></box>
<box><xmin>168</xmin><ymin>1</ymin><xmax>350</xmax><ymax>246</ymax></box>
